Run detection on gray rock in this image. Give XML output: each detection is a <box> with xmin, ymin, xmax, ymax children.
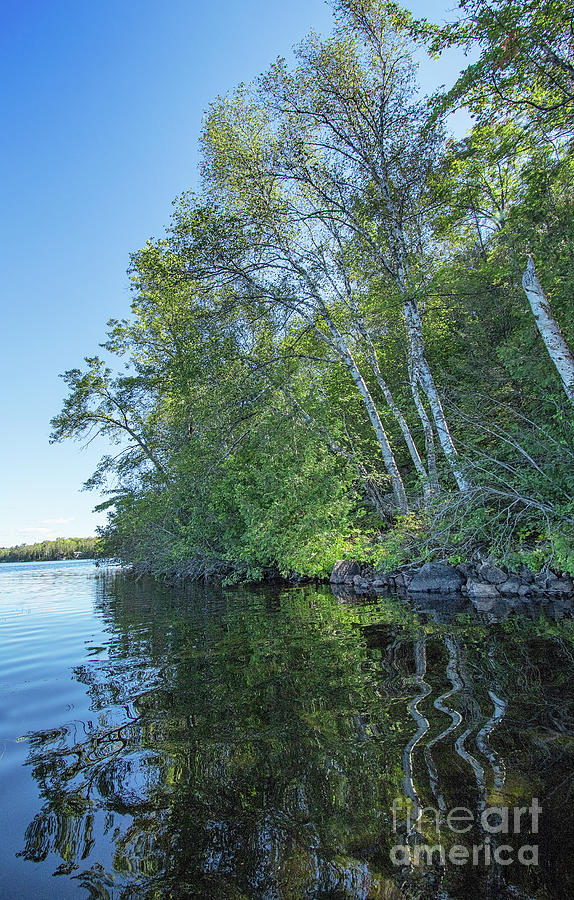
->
<box><xmin>330</xmin><ymin>560</ymin><xmax>361</xmax><ymax>584</ymax></box>
<box><xmin>408</xmin><ymin>562</ymin><xmax>464</xmax><ymax>594</ymax></box>
<box><xmin>519</xmin><ymin>585</ymin><xmax>531</xmax><ymax>597</ymax></box>
<box><xmin>466</xmin><ymin>579</ymin><xmax>500</xmax><ymax>599</ymax></box>
<box><xmin>519</xmin><ymin>565</ymin><xmax>535</xmax><ymax>584</ymax></box>
<box><xmin>478</xmin><ymin>563</ymin><xmax>507</xmax><ymax>585</ymax></box>
<box><xmin>498</xmin><ymin>576</ymin><xmax>522</xmax><ymax>596</ymax></box>
<box><xmin>455</xmin><ymin>562</ymin><xmax>476</xmax><ymax>578</ymax></box>
<box><xmin>546</xmin><ymin>576</ymin><xmax>574</xmax><ymax>596</ymax></box>
<box><xmin>372</xmin><ymin>577</ymin><xmax>389</xmax><ymax>589</ymax></box>
<box><xmin>353</xmin><ymin>575</ymin><xmax>370</xmax><ymax>591</ymax></box>
<box><xmin>503</xmin><ymin>596</ymin><xmax>521</xmax><ymax>609</ymax></box>
<box><xmin>330</xmin><ymin>585</ymin><xmax>357</xmax><ymax>603</ymax></box>
<box><xmin>470</xmin><ymin>595</ymin><xmax>498</xmax><ymax>613</ymax></box>
<box><xmin>545</xmin><ymin>600</ymin><xmax>567</xmax><ymax>620</ymax></box>
<box><xmin>410</xmin><ymin>593</ymin><xmax>473</xmax><ymax>619</ymax></box>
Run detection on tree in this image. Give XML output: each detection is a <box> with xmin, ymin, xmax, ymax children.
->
<box><xmin>198</xmin><ymin>0</ymin><xmax>469</xmax><ymax>496</ymax></box>
<box><xmin>50</xmin><ymin>356</ymin><xmax>169</xmax><ymax>487</ymax></box>
<box><xmin>430</xmin><ymin>0</ymin><xmax>574</xmax><ymax>139</ymax></box>
<box><xmin>522</xmin><ymin>255</ymin><xmax>574</xmax><ymax>407</ymax></box>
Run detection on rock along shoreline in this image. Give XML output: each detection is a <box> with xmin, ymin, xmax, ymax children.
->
<box><xmin>330</xmin><ymin>559</ymin><xmax>574</xmax><ymax>615</ymax></box>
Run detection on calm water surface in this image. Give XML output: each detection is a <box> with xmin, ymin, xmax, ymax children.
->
<box><xmin>1</xmin><ymin>560</ymin><xmax>573</xmax><ymax>899</ymax></box>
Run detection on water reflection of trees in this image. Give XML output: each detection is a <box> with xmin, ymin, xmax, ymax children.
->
<box><xmin>19</xmin><ymin>576</ymin><xmax>574</xmax><ymax>899</ymax></box>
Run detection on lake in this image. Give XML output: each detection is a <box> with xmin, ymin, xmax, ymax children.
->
<box><xmin>0</xmin><ymin>559</ymin><xmax>573</xmax><ymax>899</ymax></box>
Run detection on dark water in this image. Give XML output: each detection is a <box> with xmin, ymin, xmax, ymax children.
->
<box><xmin>1</xmin><ymin>561</ymin><xmax>574</xmax><ymax>898</ymax></box>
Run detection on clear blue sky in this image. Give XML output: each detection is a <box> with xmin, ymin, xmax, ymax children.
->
<box><xmin>0</xmin><ymin>0</ymin><xmax>468</xmax><ymax>547</ymax></box>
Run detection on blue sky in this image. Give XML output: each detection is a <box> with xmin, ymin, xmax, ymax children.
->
<box><xmin>0</xmin><ymin>0</ymin><xmax>469</xmax><ymax>546</ymax></box>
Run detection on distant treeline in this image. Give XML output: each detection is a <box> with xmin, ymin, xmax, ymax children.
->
<box><xmin>0</xmin><ymin>537</ymin><xmax>102</xmax><ymax>563</ymax></box>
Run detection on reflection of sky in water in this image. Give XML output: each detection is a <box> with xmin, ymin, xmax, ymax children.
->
<box><xmin>0</xmin><ymin>560</ymin><xmax>573</xmax><ymax>898</ymax></box>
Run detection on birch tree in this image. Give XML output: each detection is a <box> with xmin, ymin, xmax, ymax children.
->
<box><xmin>171</xmin><ymin>191</ymin><xmax>411</xmax><ymax>511</ymax></box>
<box><xmin>199</xmin><ymin>0</ymin><xmax>468</xmax><ymax>494</ymax></box>
<box><xmin>522</xmin><ymin>255</ymin><xmax>574</xmax><ymax>407</ymax></box>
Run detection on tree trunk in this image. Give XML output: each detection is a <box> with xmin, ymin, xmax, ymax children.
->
<box><xmin>359</xmin><ymin>332</ymin><xmax>430</xmax><ymax>488</ymax></box>
<box><xmin>342</xmin><ymin>350</ymin><xmax>409</xmax><ymax>514</ymax></box>
<box><xmin>317</xmin><ymin>312</ymin><xmax>410</xmax><ymax>513</ymax></box>
<box><xmin>375</xmin><ymin>166</ymin><xmax>469</xmax><ymax>493</ymax></box>
<box><xmin>407</xmin><ymin>357</ymin><xmax>439</xmax><ymax>499</ymax></box>
<box><xmin>331</xmin><ymin>270</ymin><xmax>429</xmax><ymax>498</ymax></box>
<box><xmin>403</xmin><ymin>299</ymin><xmax>470</xmax><ymax>492</ymax></box>
<box><xmin>281</xmin><ymin>388</ymin><xmax>395</xmax><ymax>521</ymax></box>
<box><xmin>522</xmin><ymin>255</ymin><xmax>574</xmax><ymax>407</ymax></box>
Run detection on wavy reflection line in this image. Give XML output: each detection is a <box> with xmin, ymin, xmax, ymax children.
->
<box><xmin>476</xmin><ymin>690</ymin><xmax>507</xmax><ymax>792</ymax></box>
<box><xmin>454</xmin><ymin>728</ymin><xmax>487</xmax><ymax>813</ymax></box>
<box><xmin>402</xmin><ymin>635</ymin><xmax>431</xmax><ymax>811</ymax></box>
<box><xmin>446</xmin><ymin>636</ymin><xmax>492</xmax><ymax>814</ymax></box>
<box><xmin>424</xmin><ymin>633</ymin><xmax>464</xmax><ymax>811</ymax></box>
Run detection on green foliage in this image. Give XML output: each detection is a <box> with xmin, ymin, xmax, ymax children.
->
<box><xmin>429</xmin><ymin>0</ymin><xmax>574</xmax><ymax>138</ymax></box>
<box><xmin>102</xmin><ymin>414</ymin><xmax>376</xmax><ymax>581</ymax></box>
<box><xmin>371</xmin><ymin>513</ymin><xmax>425</xmax><ymax>572</ymax></box>
<box><xmin>552</xmin><ymin>524</ymin><xmax>574</xmax><ymax>576</ymax></box>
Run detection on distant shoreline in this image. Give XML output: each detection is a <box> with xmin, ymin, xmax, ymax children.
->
<box><xmin>0</xmin><ymin>556</ymin><xmax>96</xmax><ymax>563</ymax></box>
<box><xmin>0</xmin><ymin>537</ymin><xmax>101</xmax><ymax>564</ymax></box>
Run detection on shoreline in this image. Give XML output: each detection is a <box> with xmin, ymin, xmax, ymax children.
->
<box><xmin>124</xmin><ymin>555</ymin><xmax>574</xmax><ymax>617</ymax></box>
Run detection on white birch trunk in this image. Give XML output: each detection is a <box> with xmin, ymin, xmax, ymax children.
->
<box><xmin>407</xmin><ymin>357</ymin><xmax>439</xmax><ymax>499</ymax></box>
<box><xmin>375</xmin><ymin>162</ymin><xmax>469</xmax><ymax>493</ymax></box>
<box><xmin>403</xmin><ymin>299</ymin><xmax>471</xmax><ymax>493</ymax></box>
<box><xmin>276</xmin><ymin>268</ymin><xmax>410</xmax><ymax>513</ymax></box>
<box><xmin>372</xmin><ymin>364</ymin><xmax>429</xmax><ymax>484</ymax></box>
<box><xmin>342</xmin><ymin>350</ymin><xmax>409</xmax><ymax>513</ymax></box>
<box><xmin>522</xmin><ymin>255</ymin><xmax>574</xmax><ymax>407</ymax></box>
<box><xmin>334</xmin><ymin>276</ymin><xmax>430</xmax><ymax>494</ymax></box>
<box><xmin>359</xmin><ymin>334</ymin><xmax>429</xmax><ymax>485</ymax></box>
<box><xmin>325</xmin><ymin>323</ymin><xmax>408</xmax><ymax>513</ymax></box>
<box><xmin>281</xmin><ymin>388</ymin><xmax>393</xmax><ymax>520</ymax></box>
